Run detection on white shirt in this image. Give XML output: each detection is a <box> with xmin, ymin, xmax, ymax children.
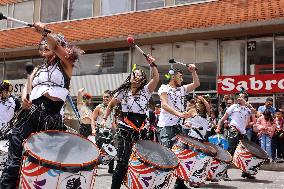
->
<box><xmin>0</xmin><ymin>97</ymin><xmax>16</xmax><ymax>126</ymax></box>
<box><xmin>186</xmin><ymin>115</ymin><xmax>210</xmax><ymax>140</ymax></box>
<box><xmin>157</xmin><ymin>84</ymin><xmax>188</xmax><ymax>127</ymax></box>
<box><xmin>114</xmin><ymin>84</ymin><xmax>152</xmax><ymax>114</ymax></box>
<box><xmin>226</xmin><ymin>104</ymin><xmax>251</xmax><ymax>134</ymax></box>
<box><xmin>30</xmin><ymin>64</ymin><xmax>69</xmax><ymax>102</ymax></box>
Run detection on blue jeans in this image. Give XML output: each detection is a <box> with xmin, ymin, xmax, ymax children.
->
<box><xmin>259</xmin><ymin>134</ymin><xmax>272</xmax><ymax>158</ymax></box>
<box><xmin>246</xmin><ymin>128</ymin><xmax>253</xmax><ymax>141</ymax></box>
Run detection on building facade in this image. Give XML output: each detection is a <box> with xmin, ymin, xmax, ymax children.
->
<box><xmin>0</xmin><ymin>0</ymin><xmax>284</xmax><ymax>108</ymax></box>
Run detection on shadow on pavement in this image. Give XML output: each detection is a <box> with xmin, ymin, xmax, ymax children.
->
<box><xmin>200</xmin><ymin>183</ymin><xmax>238</xmax><ymax>189</ymax></box>
<box><xmin>233</xmin><ymin>179</ymin><xmax>273</xmax><ymax>184</ymax></box>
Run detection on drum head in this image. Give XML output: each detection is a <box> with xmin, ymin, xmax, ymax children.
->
<box><xmin>177</xmin><ymin>135</ymin><xmax>216</xmax><ymax>156</ymax></box>
<box><xmin>206</xmin><ymin>143</ymin><xmax>232</xmax><ymax>163</ymax></box>
<box><xmin>241</xmin><ymin>140</ymin><xmax>269</xmax><ymax>159</ymax></box>
<box><xmin>134</xmin><ymin>140</ymin><xmax>178</xmax><ymax>169</ymax></box>
<box><xmin>24</xmin><ymin>131</ymin><xmax>99</xmax><ymax>171</ymax></box>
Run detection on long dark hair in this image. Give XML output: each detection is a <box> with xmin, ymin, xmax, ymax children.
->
<box><xmin>263</xmin><ymin>109</ymin><xmax>273</xmax><ymax>123</ymax></box>
<box><xmin>112</xmin><ymin>68</ymin><xmax>147</xmax><ymax>96</ymax></box>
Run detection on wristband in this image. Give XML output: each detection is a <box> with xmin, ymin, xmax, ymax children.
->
<box><xmin>150</xmin><ymin>62</ymin><xmax>157</xmax><ymax>67</ymax></box>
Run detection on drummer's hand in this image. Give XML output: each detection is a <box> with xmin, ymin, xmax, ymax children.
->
<box><xmin>22</xmin><ymin>98</ymin><xmax>32</xmax><ymax>110</ymax></box>
<box><xmin>92</xmin><ymin>130</ymin><xmax>96</xmax><ymax>136</ymax></box>
<box><xmin>34</xmin><ymin>22</ymin><xmax>47</xmax><ymax>34</ymax></box>
<box><xmin>215</xmin><ymin>126</ymin><xmax>221</xmax><ymax>134</ymax></box>
<box><xmin>100</xmin><ymin>119</ymin><xmax>106</xmax><ymax>128</ymax></box>
<box><xmin>146</xmin><ymin>54</ymin><xmax>155</xmax><ymax>65</ymax></box>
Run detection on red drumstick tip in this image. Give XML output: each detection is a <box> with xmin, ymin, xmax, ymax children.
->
<box><xmin>127</xmin><ymin>36</ymin><xmax>134</xmax><ymax>44</ymax></box>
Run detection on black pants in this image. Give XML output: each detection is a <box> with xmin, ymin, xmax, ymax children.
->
<box><xmin>79</xmin><ymin>123</ymin><xmax>92</xmax><ymax>138</ymax></box>
<box><xmin>0</xmin><ymin>99</ymin><xmax>64</xmax><ymax>189</ymax></box>
<box><xmin>111</xmin><ymin>124</ymin><xmax>139</xmax><ymax>189</ymax></box>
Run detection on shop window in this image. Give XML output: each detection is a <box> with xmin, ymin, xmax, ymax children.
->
<box><xmin>73</xmin><ymin>51</ymin><xmax>129</xmax><ymax>76</ymax></box>
<box><xmin>195</xmin><ymin>40</ymin><xmax>217</xmax><ymax>91</ymax></box>
<box><xmin>13</xmin><ymin>1</ymin><xmax>33</xmax><ymax>28</ymax></box>
<box><xmin>101</xmin><ymin>0</ymin><xmax>133</xmax><ymax>15</ymax></box>
<box><xmin>221</xmin><ymin>40</ymin><xmax>245</xmax><ymax>76</ymax></box>
<box><xmin>63</xmin><ymin>0</ymin><xmax>93</xmax><ymax>20</ymax></box>
<box><xmin>175</xmin><ymin>0</ymin><xmax>208</xmax><ymax>5</ymax></box>
<box><xmin>136</xmin><ymin>0</ymin><xmax>164</xmax><ymax>11</ymax></box>
<box><xmin>41</xmin><ymin>0</ymin><xmax>63</xmax><ymax>23</ymax></box>
<box><xmin>0</xmin><ymin>5</ymin><xmax>7</xmax><ymax>30</ymax></box>
<box><xmin>275</xmin><ymin>36</ymin><xmax>284</xmax><ymax>74</ymax></box>
<box><xmin>247</xmin><ymin>37</ymin><xmax>273</xmax><ymax>75</ymax></box>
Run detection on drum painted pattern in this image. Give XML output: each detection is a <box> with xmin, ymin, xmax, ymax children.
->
<box><xmin>19</xmin><ymin>157</ymin><xmax>97</xmax><ymax>189</ymax></box>
<box><xmin>125</xmin><ymin>152</ymin><xmax>176</xmax><ymax>189</ymax></box>
<box><xmin>207</xmin><ymin>159</ymin><xmax>229</xmax><ymax>181</ymax></box>
<box><xmin>233</xmin><ymin>143</ymin><xmax>265</xmax><ymax>175</ymax></box>
<box><xmin>172</xmin><ymin>140</ymin><xmax>212</xmax><ymax>187</ymax></box>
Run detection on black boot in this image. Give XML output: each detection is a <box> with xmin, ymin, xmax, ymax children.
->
<box><xmin>241</xmin><ymin>172</ymin><xmax>256</xmax><ymax>179</ymax></box>
<box><xmin>174</xmin><ymin>178</ymin><xmax>189</xmax><ymax>189</ymax></box>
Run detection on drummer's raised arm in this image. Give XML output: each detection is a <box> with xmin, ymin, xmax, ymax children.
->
<box><xmin>183</xmin><ymin>65</ymin><xmax>200</xmax><ymax>93</ymax></box>
<box><xmin>216</xmin><ymin>112</ymin><xmax>229</xmax><ymax>133</ymax></box>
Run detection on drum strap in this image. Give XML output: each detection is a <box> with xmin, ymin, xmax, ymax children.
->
<box><xmin>123</xmin><ymin>117</ymin><xmax>145</xmax><ymax>132</ymax></box>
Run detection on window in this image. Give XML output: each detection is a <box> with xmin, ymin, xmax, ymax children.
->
<box><xmin>275</xmin><ymin>36</ymin><xmax>284</xmax><ymax>74</ymax></box>
<box><xmin>73</xmin><ymin>51</ymin><xmax>129</xmax><ymax>76</ymax></box>
<box><xmin>136</xmin><ymin>0</ymin><xmax>164</xmax><ymax>11</ymax></box>
<box><xmin>13</xmin><ymin>1</ymin><xmax>33</xmax><ymax>28</ymax></box>
<box><xmin>68</xmin><ymin>0</ymin><xmax>93</xmax><ymax>20</ymax></box>
<box><xmin>0</xmin><ymin>5</ymin><xmax>7</xmax><ymax>30</ymax></box>
<box><xmin>101</xmin><ymin>0</ymin><xmax>133</xmax><ymax>15</ymax></box>
<box><xmin>221</xmin><ymin>40</ymin><xmax>245</xmax><ymax>76</ymax></box>
<box><xmin>247</xmin><ymin>37</ymin><xmax>273</xmax><ymax>75</ymax></box>
<box><xmin>41</xmin><ymin>0</ymin><xmax>63</xmax><ymax>23</ymax></box>
<box><xmin>195</xmin><ymin>40</ymin><xmax>217</xmax><ymax>91</ymax></box>
<box><xmin>175</xmin><ymin>0</ymin><xmax>208</xmax><ymax>5</ymax></box>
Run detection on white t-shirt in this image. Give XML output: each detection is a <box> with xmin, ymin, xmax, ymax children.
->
<box><xmin>0</xmin><ymin>97</ymin><xmax>16</xmax><ymax>126</ymax></box>
<box><xmin>157</xmin><ymin>84</ymin><xmax>188</xmax><ymax>127</ymax></box>
<box><xmin>186</xmin><ymin>115</ymin><xmax>210</xmax><ymax>140</ymax></box>
<box><xmin>114</xmin><ymin>84</ymin><xmax>152</xmax><ymax>114</ymax></box>
<box><xmin>226</xmin><ymin>104</ymin><xmax>251</xmax><ymax>134</ymax></box>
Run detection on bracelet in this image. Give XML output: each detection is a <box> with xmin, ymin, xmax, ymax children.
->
<box><xmin>42</xmin><ymin>31</ymin><xmax>48</xmax><ymax>37</ymax></box>
<box><xmin>150</xmin><ymin>62</ymin><xmax>157</xmax><ymax>67</ymax></box>
<box><xmin>103</xmin><ymin>117</ymin><xmax>107</xmax><ymax>120</ymax></box>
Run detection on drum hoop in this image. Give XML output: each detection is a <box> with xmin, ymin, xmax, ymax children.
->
<box><xmin>23</xmin><ymin>130</ymin><xmax>99</xmax><ymax>171</ymax></box>
<box><xmin>133</xmin><ymin>141</ymin><xmax>179</xmax><ymax>170</ymax></box>
<box><xmin>205</xmin><ymin>142</ymin><xmax>232</xmax><ymax>163</ymax></box>
<box><xmin>240</xmin><ymin>140</ymin><xmax>269</xmax><ymax>159</ymax></box>
<box><xmin>177</xmin><ymin>135</ymin><xmax>216</xmax><ymax>156</ymax></box>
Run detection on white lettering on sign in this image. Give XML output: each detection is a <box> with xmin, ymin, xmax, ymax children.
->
<box><xmin>218</xmin><ymin>74</ymin><xmax>284</xmax><ymax>94</ymax></box>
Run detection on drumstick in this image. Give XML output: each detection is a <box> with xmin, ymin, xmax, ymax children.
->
<box><xmin>0</xmin><ymin>12</ymin><xmax>51</xmax><ymax>33</ymax></box>
<box><xmin>169</xmin><ymin>58</ymin><xmax>198</xmax><ymax>71</ymax></box>
<box><xmin>25</xmin><ymin>63</ymin><xmax>34</xmax><ymax>101</ymax></box>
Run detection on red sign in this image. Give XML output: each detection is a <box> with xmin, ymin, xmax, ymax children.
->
<box><xmin>217</xmin><ymin>74</ymin><xmax>284</xmax><ymax>94</ymax></box>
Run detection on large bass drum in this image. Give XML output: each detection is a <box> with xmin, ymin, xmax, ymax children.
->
<box><xmin>19</xmin><ymin>131</ymin><xmax>99</xmax><ymax>189</ymax></box>
<box><xmin>172</xmin><ymin>135</ymin><xmax>216</xmax><ymax>187</ymax></box>
<box><xmin>233</xmin><ymin>140</ymin><xmax>269</xmax><ymax>175</ymax></box>
<box><xmin>206</xmin><ymin>142</ymin><xmax>232</xmax><ymax>181</ymax></box>
<box><xmin>125</xmin><ymin>140</ymin><xmax>178</xmax><ymax>189</ymax></box>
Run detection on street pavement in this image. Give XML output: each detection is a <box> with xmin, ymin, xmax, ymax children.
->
<box><xmin>94</xmin><ymin>166</ymin><xmax>284</xmax><ymax>189</ymax></box>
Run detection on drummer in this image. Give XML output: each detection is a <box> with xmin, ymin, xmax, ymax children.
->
<box><xmin>184</xmin><ymin>95</ymin><xmax>211</xmax><ymax>141</ymax></box>
<box><xmin>216</xmin><ymin>92</ymin><xmax>257</xmax><ymax>180</ymax></box>
<box><xmin>101</xmin><ymin>55</ymin><xmax>159</xmax><ymax>189</ymax></box>
<box><xmin>77</xmin><ymin>88</ymin><xmax>94</xmax><ymax>137</ymax></box>
<box><xmin>0</xmin><ymin>22</ymin><xmax>82</xmax><ymax>188</ymax></box>
<box><xmin>0</xmin><ymin>80</ymin><xmax>20</xmax><ymax>138</ymax></box>
<box><xmin>157</xmin><ymin>66</ymin><xmax>199</xmax><ymax>189</ymax></box>
<box><xmin>92</xmin><ymin>90</ymin><xmax>115</xmax><ymax>173</ymax></box>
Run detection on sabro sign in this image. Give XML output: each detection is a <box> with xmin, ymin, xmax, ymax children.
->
<box><xmin>217</xmin><ymin>74</ymin><xmax>284</xmax><ymax>94</ymax></box>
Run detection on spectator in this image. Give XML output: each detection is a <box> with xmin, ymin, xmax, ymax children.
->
<box><xmin>274</xmin><ymin>109</ymin><xmax>284</xmax><ymax>160</ymax></box>
<box><xmin>254</xmin><ymin>109</ymin><xmax>276</xmax><ymax>159</ymax></box>
<box><xmin>257</xmin><ymin>97</ymin><xmax>276</xmax><ymax>117</ymax></box>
